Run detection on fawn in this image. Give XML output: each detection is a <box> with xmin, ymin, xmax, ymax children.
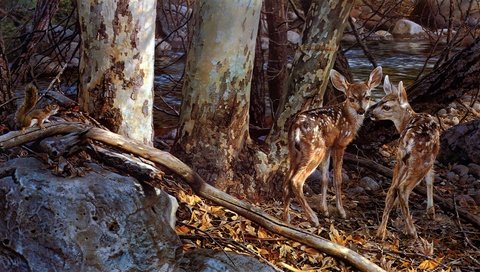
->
<box><xmin>370</xmin><ymin>76</ymin><xmax>440</xmax><ymax>240</ymax></box>
<box><xmin>283</xmin><ymin>66</ymin><xmax>383</xmax><ymax>226</ymax></box>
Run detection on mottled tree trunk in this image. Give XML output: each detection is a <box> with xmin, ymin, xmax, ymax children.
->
<box><xmin>0</xmin><ymin>33</ymin><xmax>13</xmax><ymax>113</ymax></box>
<box><xmin>257</xmin><ymin>0</ymin><xmax>354</xmax><ymax>198</ymax></box>
<box><xmin>173</xmin><ymin>0</ymin><xmax>352</xmax><ymax>200</ymax></box>
<box><xmin>265</xmin><ymin>0</ymin><xmax>288</xmax><ymax>116</ymax></box>
<box><xmin>77</xmin><ymin>0</ymin><xmax>155</xmax><ymax>146</ymax></box>
<box><xmin>172</xmin><ymin>0</ymin><xmax>262</xmax><ymax>191</ymax></box>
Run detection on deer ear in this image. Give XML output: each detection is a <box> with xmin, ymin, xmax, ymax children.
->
<box><xmin>398</xmin><ymin>81</ymin><xmax>409</xmax><ymax>108</ymax></box>
<box><xmin>368</xmin><ymin>66</ymin><xmax>383</xmax><ymax>88</ymax></box>
<box><xmin>330</xmin><ymin>69</ymin><xmax>349</xmax><ymax>94</ymax></box>
<box><xmin>383</xmin><ymin>75</ymin><xmax>393</xmax><ymax>94</ymax></box>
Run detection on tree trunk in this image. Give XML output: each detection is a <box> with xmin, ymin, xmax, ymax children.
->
<box><xmin>250</xmin><ymin>19</ymin><xmax>268</xmax><ymax>132</ymax></box>
<box><xmin>274</xmin><ymin>0</ymin><xmax>353</xmax><ymax>118</ymax></box>
<box><xmin>77</xmin><ymin>0</ymin><xmax>155</xmax><ymax>146</ymax></box>
<box><xmin>173</xmin><ymin>0</ymin><xmax>353</xmax><ymax>200</ymax></box>
<box><xmin>0</xmin><ymin>32</ymin><xmax>13</xmax><ymax>113</ymax></box>
<box><xmin>356</xmin><ymin>38</ymin><xmax>480</xmax><ymax>146</ymax></box>
<box><xmin>10</xmin><ymin>0</ymin><xmax>59</xmax><ymax>86</ymax></box>
<box><xmin>172</xmin><ymin>0</ymin><xmax>262</xmax><ymax>191</ymax></box>
<box><xmin>265</xmin><ymin>0</ymin><xmax>288</xmax><ymax>116</ymax></box>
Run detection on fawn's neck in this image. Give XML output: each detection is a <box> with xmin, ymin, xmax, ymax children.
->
<box><xmin>342</xmin><ymin>102</ymin><xmax>365</xmax><ymax>133</ymax></box>
<box><xmin>394</xmin><ymin>106</ymin><xmax>415</xmax><ymax>133</ymax></box>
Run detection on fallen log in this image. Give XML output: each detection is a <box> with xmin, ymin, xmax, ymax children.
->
<box><xmin>0</xmin><ymin>122</ymin><xmax>385</xmax><ymax>272</ymax></box>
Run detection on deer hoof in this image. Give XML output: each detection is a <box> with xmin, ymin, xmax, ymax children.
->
<box><xmin>309</xmin><ymin>214</ymin><xmax>320</xmax><ymax>227</ymax></box>
<box><xmin>426</xmin><ymin>207</ymin><xmax>435</xmax><ymax>220</ymax></box>
<box><xmin>338</xmin><ymin>209</ymin><xmax>347</xmax><ymax>219</ymax></box>
<box><xmin>376</xmin><ymin>228</ymin><xmax>386</xmax><ymax>240</ymax></box>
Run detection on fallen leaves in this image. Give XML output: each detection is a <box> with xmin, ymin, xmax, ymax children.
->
<box><xmin>158</xmin><ymin>175</ymin><xmax>476</xmax><ymax>271</ymax></box>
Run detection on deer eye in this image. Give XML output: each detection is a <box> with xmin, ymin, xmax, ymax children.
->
<box><xmin>382</xmin><ymin>105</ymin><xmax>391</xmax><ymax>111</ymax></box>
<box><xmin>365</xmin><ymin>96</ymin><xmax>371</xmax><ymax>100</ymax></box>
<box><xmin>348</xmin><ymin>97</ymin><xmax>355</xmax><ymax>103</ymax></box>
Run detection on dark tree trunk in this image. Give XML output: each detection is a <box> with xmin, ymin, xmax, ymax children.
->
<box><xmin>356</xmin><ymin>38</ymin><xmax>480</xmax><ymax>146</ymax></box>
<box><xmin>10</xmin><ymin>0</ymin><xmax>60</xmax><ymax>86</ymax></box>
<box><xmin>265</xmin><ymin>0</ymin><xmax>288</xmax><ymax>116</ymax></box>
<box><xmin>0</xmin><ymin>33</ymin><xmax>13</xmax><ymax>113</ymax></box>
<box><xmin>250</xmin><ymin>20</ymin><xmax>268</xmax><ymax>133</ymax></box>
<box><xmin>324</xmin><ymin>48</ymin><xmax>352</xmax><ymax>106</ymax></box>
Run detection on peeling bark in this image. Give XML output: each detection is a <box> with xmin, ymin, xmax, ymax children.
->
<box><xmin>77</xmin><ymin>0</ymin><xmax>155</xmax><ymax>146</ymax></box>
<box><xmin>258</xmin><ymin>0</ymin><xmax>354</xmax><ymax>198</ymax></box>
<box><xmin>172</xmin><ymin>0</ymin><xmax>262</xmax><ymax>192</ymax></box>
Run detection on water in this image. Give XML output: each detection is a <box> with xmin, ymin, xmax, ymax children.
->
<box><xmin>152</xmin><ymin>41</ymin><xmax>445</xmax><ymax>129</ymax></box>
<box><xmin>344</xmin><ymin>41</ymin><xmax>444</xmax><ymax>100</ymax></box>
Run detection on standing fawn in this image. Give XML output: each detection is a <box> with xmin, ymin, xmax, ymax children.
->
<box><xmin>283</xmin><ymin>66</ymin><xmax>383</xmax><ymax>226</ymax></box>
<box><xmin>370</xmin><ymin>76</ymin><xmax>440</xmax><ymax>240</ymax></box>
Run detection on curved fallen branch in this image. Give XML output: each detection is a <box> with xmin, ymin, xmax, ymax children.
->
<box><xmin>0</xmin><ymin>122</ymin><xmax>385</xmax><ymax>272</ymax></box>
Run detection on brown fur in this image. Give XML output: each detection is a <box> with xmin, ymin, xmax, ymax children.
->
<box><xmin>371</xmin><ymin>76</ymin><xmax>440</xmax><ymax>239</ymax></box>
<box><xmin>283</xmin><ymin>67</ymin><xmax>383</xmax><ymax>226</ymax></box>
<box><xmin>15</xmin><ymin>84</ymin><xmax>59</xmax><ymax>133</ymax></box>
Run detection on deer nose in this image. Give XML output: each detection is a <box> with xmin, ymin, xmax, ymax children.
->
<box><xmin>357</xmin><ymin>108</ymin><xmax>365</xmax><ymax>115</ymax></box>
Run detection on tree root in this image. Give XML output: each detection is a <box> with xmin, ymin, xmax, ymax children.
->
<box><xmin>0</xmin><ymin>122</ymin><xmax>385</xmax><ymax>272</ymax></box>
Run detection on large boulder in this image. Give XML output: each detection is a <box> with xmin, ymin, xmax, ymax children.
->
<box><xmin>411</xmin><ymin>0</ymin><xmax>480</xmax><ymax>29</ymax></box>
<box><xmin>179</xmin><ymin>249</ymin><xmax>276</xmax><ymax>272</ymax></box>
<box><xmin>0</xmin><ymin>158</ymin><xmax>181</xmax><ymax>271</ymax></box>
<box><xmin>438</xmin><ymin>120</ymin><xmax>480</xmax><ymax>165</ymax></box>
<box><xmin>391</xmin><ymin>19</ymin><xmax>428</xmax><ymax>39</ymax></box>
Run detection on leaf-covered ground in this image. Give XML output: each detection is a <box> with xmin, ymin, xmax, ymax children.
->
<box><xmin>154</xmin><ymin>162</ymin><xmax>479</xmax><ymax>272</ymax></box>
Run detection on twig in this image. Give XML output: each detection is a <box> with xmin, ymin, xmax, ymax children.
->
<box><xmin>452</xmin><ymin>193</ymin><xmax>478</xmax><ymax>250</ymax></box>
<box><xmin>287</xmin><ymin>0</ymin><xmax>306</xmax><ymax>22</ymax></box>
<box><xmin>348</xmin><ymin>17</ymin><xmax>377</xmax><ymax>68</ymax></box>
<box><xmin>0</xmin><ymin>123</ymin><xmax>386</xmax><ymax>272</ymax></box>
<box><xmin>178</xmin><ymin>222</ymin><xmax>238</xmax><ymax>269</ymax></box>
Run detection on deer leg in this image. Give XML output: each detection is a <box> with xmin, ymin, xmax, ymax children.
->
<box><xmin>425</xmin><ymin>168</ymin><xmax>435</xmax><ymax>219</ymax></box>
<box><xmin>290</xmin><ymin>164</ymin><xmax>319</xmax><ymax>226</ymax></box>
<box><xmin>376</xmin><ymin>164</ymin><xmax>402</xmax><ymax>240</ymax></box>
<box><xmin>283</xmin><ymin>169</ymin><xmax>295</xmax><ymax>223</ymax></box>
<box><xmin>376</xmin><ymin>183</ymin><xmax>399</xmax><ymax>240</ymax></box>
<box><xmin>397</xmin><ymin>176</ymin><xmax>418</xmax><ymax>239</ymax></box>
<box><xmin>319</xmin><ymin>152</ymin><xmax>330</xmax><ymax>217</ymax></box>
<box><xmin>332</xmin><ymin>147</ymin><xmax>346</xmax><ymax>218</ymax></box>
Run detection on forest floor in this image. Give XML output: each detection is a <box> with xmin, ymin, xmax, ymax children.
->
<box><xmin>151</xmin><ymin>91</ymin><xmax>480</xmax><ymax>272</ymax></box>
<box><xmin>153</xmin><ymin>164</ymin><xmax>479</xmax><ymax>272</ymax></box>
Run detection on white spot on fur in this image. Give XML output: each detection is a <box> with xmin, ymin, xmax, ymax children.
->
<box><xmin>294</xmin><ymin>128</ymin><xmax>301</xmax><ymax>143</ymax></box>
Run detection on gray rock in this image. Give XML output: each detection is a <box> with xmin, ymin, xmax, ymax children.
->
<box><xmin>451</xmin><ymin>116</ymin><xmax>460</xmax><ymax>125</ymax></box>
<box><xmin>179</xmin><ymin>249</ymin><xmax>275</xmax><ymax>272</ymax></box>
<box><xmin>446</xmin><ymin>171</ymin><xmax>459</xmax><ymax>181</ymax></box>
<box><xmin>452</xmin><ymin>164</ymin><xmax>470</xmax><ymax>177</ymax></box>
<box><xmin>342</xmin><ymin>33</ymin><xmax>356</xmax><ymax>43</ymax></box>
<box><xmin>287</xmin><ymin>30</ymin><xmax>301</xmax><ymax>44</ymax></box>
<box><xmin>346</xmin><ymin>186</ymin><xmax>365</xmax><ymax>195</ymax></box>
<box><xmin>437</xmin><ymin>108</ymin><xmax>447</xmax><ymax>115</ymax></box>
<box><xmin>391</xmin><ymin>19</ymin><xmax>427</xmax><ymax>39</ymax></box>
<box><xmin>468</xmin><ymin>163</ymin><xmax>480</xmax><ymax>178</ymax></box>
<box><xmin>438</xmin><ymin>120</ymin><xmax>480</xmax><ymax>164</ymax></box>
<box><xmin>0</xmin><ymin>158</ymin><xmax>181</xmax><ymax>272</ymax></box>
<box><xmin>474</xmin><ymin>191</ymin><xmax>480</xmax><ymax>206</ymax></box>
<box><xmin>358</xmin><ymin>176</ymin><xmax>380</xmax><ymax>191</ymax></box>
